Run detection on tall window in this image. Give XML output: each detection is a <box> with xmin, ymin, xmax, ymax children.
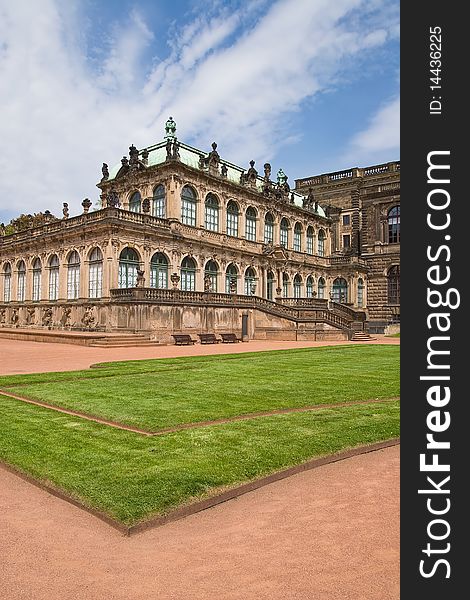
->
<box><xmin>150</xmin><ymin>253</ymin><xmax>168</xmax><ymax>289</ymax></box>
<box><xmin>388</xmin><ymin>206</ymin><xmax>400</xmax><ymax>243</ymax></box>
<box><xmin>264</xmin><ymin>213</ymin><xmax>274</xmax><ymax>244</ymax></box>
<box><xmin>118</xmin><ymin>248</ymin><xmax>139</xmax><ymax>288</ymax></box>
<box><xmin>204</xmin><ymin>260</ymin><xmax>218</xmax><ymax>292</ymax></box>
<box><xmin>244</xmin><ymin>267</ymin><xmax>256</xmax><ymax>296</ymax></box>
<box><xmin>282</xmin><ymin>273</ymin><xmax>289</xmax><ymax>298</ymax></box>
<box><xmin>318</xmin><ymin>230</ymin><xmax>325</xmax><ymax>257</ymax></box>
<box><xmin>3</xmin><ymin>263</ymin><xmax>12</xmax><ymax>302</ymax></box>
<box><xmin>153</xmin><ymin>185</ymin><xmax>166</xmax><ymax>218</ymax></box>
<box><xmin>181</xmin><ymin>186</ymin><xmax>197</xmax><ymax>226</ymax></box>
<box><xmin>280</xmin><ymin>218</ymin><xmax>289</xmax><ymax>248</ymax></box>
<box><xmin>205</xmin><ymin>194</ymin><xmax>219</xmax><ymax>231</ymax></box>
<box><xmin>67</xmin><ymin>251</ymin><xmax>80</xmax><ymax>299</ymax></box>
<box><xmin>387</xmin><ymin>265</ymin><xmax>400</xmax><ymax>304</ymax></box>
<box><xmin>306</xmin><ymin>226</ymin><xmax>314</xmax><ymax>255</ymax></box>
<box><xmin>245</xmin><ymin>207</ymin><xmax>257</xmax><ymax>241</ymax></box>
<box><xmin>226</xmin><ymin>264</ymin><xmax>238</xmax><ymax>294</ymax></box>
<box><xmin>318</xmin><ymin>277</ymin><xmax>325</xmax><ymax>299</ymax></box>
<box><xmin>180</xmin><ymin>256</ymin><xmax>196</xmax><ymax>291</ymax></box>
<box><xmin>332</xmin><ymin>277</ymin><xmax>348</xmax><ymax>303</ymax></box>
<box><xmin>357</xmin><ymin>278</ymin><xmax>364</xmax><ymax>307</ymax></box>
<box><xmin>32</xmin><ymin>258</ymin><xmax>42</xmax><ymax>301</ymax></box>
<box><xmin>129</xmin><ymin>191</ymin><xmax>141</xmax><ymax>212</ymax></box>
<box><xmin>88</xmin><ymin>248</ymin><xmax>103</xmax><ymax>298</ymax></box>
<box><xmin>293</xmin><ymin>223</ymin><xmax>302</xmax><ymax>252</ymax></box>
<box><xmin>226</xmin><ymin>201</ymin><xmax>239</xmax><ymax>237</ymax></box>
<box><xmin>306</xmin><ymin>276</ymin><xmax>314</xmax><ymax>298</ymax></box>
<box><xmin>48</xmin><ymin>255</ymin><xmax>59</xmax><ymax>301</ymax></box>
<box><xmin>293</xmin><ymin>274</ymin><xmax>302</xmax><ymax>298</ymax></box>
<box><xmin>267</xmin><ymin>270</ymin><xmax>275</xmax><ymax>300</ymax></box>
<box><xmin>17</xmin><ymin>260</ymin><xmax>26</xmax><ymax>301</ymax></box>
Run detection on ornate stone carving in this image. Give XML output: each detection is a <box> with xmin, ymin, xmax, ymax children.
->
<box><xmin>141</xmin><ymin>149</ymin><xmax>149</xmax><ymax>166</ymax></box>
<box><xmin>164</xmin><ymin>116</ymin><xmax>177</xmax><ymax>139</ymax></box>
<box><xmin>204</xmin><ymin>274</ymin><xmax>212</xmax><ymax>292</ymax></box>
<box><xmin>170</xmin><ymin>272</ymin><xmax>180</xmax><ymax>289</ymax></box>
<box><xmin>241</xmin><ymin>160</ymin><xmax>258</xmax><ymax>187</ymax></box>
<box><xmin>11</xmin><ymin>308</ymin><xmax>19</xmax><ymax>326</ymax></box>
<box><xmin>26</xmin><ymin>307</ymin><xmax>36</xmax><ymax>324</ymax></box>
<box><xmin>60</xmin><ymin>307</ymin><xmax>71</xmax><ymax>328</ymax></box>
<box><xmin>101</xmin><ymin>163</ymin><xmax>109</xmax><ymax>181</ymax></box>
<box><xmin>82</xmin><ymin>198</ymin><xmax>92</xmax><ymax>213</ymax></box>
<box><xmin>135</xmin><ymin>270</ymin><xmax>145</xmax><ymax>288</ymax></box>
<box><xmin>62</xmin><ymin>203</ymin><xmax>69</xmax><ymax>219</ymax></box>
<box><xmin>0</xmin><ymin>308</ymin><xmax>6</xmax><ymax>323</ymax></box>
<box><xmin>221</xmin><ymin>164</ymin><xmax>228</xmax><ymax>177</ymax></box>
<box><xmin>106</xmin><ymin>192</ymin><xmax>120</xmax><ymax>208</ymax></box>
<box><xmin>142</xmin><ymin>198</ymin><xmax>151</xmax><ymax>214</ymax></box>
<box><xmin>42</xmin><ymin>307</ymin><xmax>53</xmax><ymax>327</ymax></box>
<box><xmin>82</xmin><ymin>306</ymin><xmax>95</xmax><ymax>329</ymax></box>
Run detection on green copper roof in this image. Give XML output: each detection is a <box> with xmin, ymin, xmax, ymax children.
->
<box><xmin>106</xmin><ymin>135</ymin><xmax>326</xmax><ymax>218</ymax></box>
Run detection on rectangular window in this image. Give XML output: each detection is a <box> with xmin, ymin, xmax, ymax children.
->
<box><xmin>181</xmin><ymin>271</ymin><xmax>195</xmax><ymax>291</ymax></box>
<box><xmin>67</xmin><ymin>266</ymin><xmax>80</xmax><ymax>299</ymax></box>
<box><xmin>182</xmin><ymin>200</ymin><xmax>196</xmax><ymax>226</ymax></box>
<box><xmin>227</xmin><ymin>213</ymin><xmax>238</xmax><ymax>237</ymax></box>
<box><xmin>17</xmin><ymin>274</ymin><xmax>25</xmax><ymax>302</ymax></box>
<box><xmin>4</xmin><ymin>275</ymin><xmax>11</xmax><ymax>302</ymax></box>
<box><xmin>89</xmin><ymin>263</ymin><xmax>102</xmax><ymax>299</ymax></box>
<box><xmin>32</xmin><ymin>271</ymin><xmax>41</xmax><ymax>301</ymax></box>
<box><xmin>343</xmin><ymin>234</ymin><xmax>351</xmax><ymax>248</ymax></box>
<box><xmin>245</xmin><ymin>218</ymin><xmax>256</xmax><ymax>241</ymax></box>
<box><xmin>153</xmin><ymin>198</ymin><xmax>165</xmax><ymax>219</ymax></box>
<box><xmin>264</xmin><ymin>222</ymin><xmax>274</xmax><ymax>244</ymax></box>
<box><xmin>205</xmin><ymin>206</ymin><xmax>218</xmax><ymax>231</ymax></box>
<box><xmin>49</xmin><ymin>268</ymin><xmax>59</xmax><ymax>300</ymax></box>
<box><xmin>293</xmin><ymin>232</ymin><xmax>301</xmax><ymax>252</ymax></box>
<box><xmin>280</xmin><ymin>229</ymin><xmax>288</xmax><ymax>247</ymax></box>
<box><xmin>342</xmin><ymin>214</ymin><xmax>350</xmax><ymax>226</ymax></box>
<box><xmin>306</xmin><ymin>235</ymin><xmax>313</xmax><ymax>255</ymax></box>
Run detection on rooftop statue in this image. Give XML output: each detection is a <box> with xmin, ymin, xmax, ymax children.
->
<box><xmin>164</xmin><ymin>116</ymin><xmax>177</xmax><ymax>139</ymax></box>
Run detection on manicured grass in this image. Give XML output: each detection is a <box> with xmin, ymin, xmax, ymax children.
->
<box><xmin>386</xmin><ymin>333</ymin><xmax>400</xmax><ymax>338</ymax></box>
<box><xmin>0</xmin><ymin>345</ymin><xmax>400</xmax><ymax>431</ymax></box>
<box><xmin>0</xmin><ymin>397</ymin><xmax>399</xmax><ymax>525</ymax></box>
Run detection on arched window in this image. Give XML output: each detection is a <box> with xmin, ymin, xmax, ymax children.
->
<box><xmin>129</xmin><ymin>191</ymin><xmax>141</xmax><ymax>213</ymax></box>
<box><xmin>181</xmin><ymin>185</ymin><xmax>197</xmax><ymax>226</ymax></box>
<box><xmin>318</xmin><ymin>230</ymin><xmax>326</xmax><ymax>257</ymax></box>
<box><xmin>332</xmin><ymin>277</ymin><xmax>348</xmax><ymax>303</ymax></box>
<box><xmin>32</xmin><ymin>258</ymin><xmax>42</xmax><ymax>301</ymax></box>
<box><xmin>358</xmin><ymin>278</ymin><xmax>364</xmax><ymax>308</ymax></box>
<box><xmin>153</xmin><ymin>185</ymin><xmax>166</xmax><ymax>218</ymax></box>
<box><xmin>244</xmin><ymin>267</ymin><xmax>257</xmax><ymax>296</ymax></box>
<box><xmin>17</xmin><ymin>260</ymin><xmax>26</xmax><ymax>302</ymax></box>
<box><xmin>225</xmin><ymin>264</ymin><xmax>238</xmax><ymax>294</ymax></box>
<box><xmin>150</xmin><ymin>253</ymin><xmax>168</xmax><ymax>289</ymax></box>
<box><xmin>67</xmin><ymin>251</ymin><xmax>80</xmax><ymax>299</ymax></box>
<box><xmin>293</xmin><ymin>223</ymin><xmax>302</xmax><ymax>252</ymax></box>
<box><xmin>226</xmin><ymin>200</ymin><xmax>239</xmax><ymax>237</ymax></box>
<box><xmin>282</xmin><ymin>273</ymin><xmax>290</xmax><ymax>298</ymax></box>
<box><xmin>264</xmin><ymin>213</ymin><xmax>274</xmax><ymax>244</ymax></box>
<box><xmin>293</xmin><ymin>274</ymin><xmax>302</xmax><ymax>298</ymax></box>
<box><xmin>388</xmin><ymin>206</ymin><xmax>400</xmax><ymax>243</ymax></box>
<box><xmin>306</xmin><ymin>226</ymin><xmax>314</xmax><ymax>255</ymax></box>
<box><xmin>88</xmin><ymin>248</ymin><xmax>103</xmax><ymax>299</ymax></box>
<box><xmin>3</xmin><ymin>263</ymin><xmax>12</xmax><ymax>303</ymax></box>
<box><xmin>204</xmin><ymin>260</ymin><xmax>219</xmax><ymax>292</ymax></box>
<box><xmin>180</xmin><ymin>256</ymin><xmax>196</xmax><ymax>291</ymax></box>
<box><xmin>318</xmin><ymin>277</ymin><xmax>326</xmax><ymax>299</ymax></box>
<box><xmin>48</xmin><ymin>255</ymin><xmax>59</xmax><ymax>301</ymax></box>
<box><xmin>245</xmin><ymin>207</ymin><xmax>257</xmax><ymax>242</ymax></box>
<box><xmin>118</xmin><ymin>248</ymin><xmax>139</xmax><ymax>288</ymax></box>
<box><xmin>267</xmin><ymin>270</ymin><xmax>275</xmax><ymax>300</ymax></box>
<box><xmin>280</xmin><ymin>218</ymin><xmax>290</xmax><ymax>248</ymax></box>
<box><xmin>205</xmin><ymin>194</ymin><xmax>219</xmax><ymax>231</ymax></box>
<box><xmin>306</xmin><ymin>276</ymin><xmax>314</xmax><ymax>298</ymax></box>
<box><xmin>387</xmin><ymin>265</ymin><xmax>400</xmax><ymax>304</ymax></box>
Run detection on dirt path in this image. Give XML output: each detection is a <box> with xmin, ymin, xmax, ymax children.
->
<box><xmin>0</xmin><ymin>336</ymin><xmax>399</xmax><ymax>376</ymax></box>
<box><xmin>0</xmin><ymin>445</ymin><xmax>399</xmax><ymax>600</ymax></box>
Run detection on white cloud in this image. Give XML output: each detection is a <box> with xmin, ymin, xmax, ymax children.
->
<box><xmin>344</xmin><ymin>96</ymin><xmax>400</xmax><ymax>164</ymax></box>
<box><xmin>0</xmin><ymin>0</ymin><xmax>399</xmax><ymax>222</ymax></box>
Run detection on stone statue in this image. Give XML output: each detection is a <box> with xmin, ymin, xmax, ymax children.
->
<box><xmin>82</xmin><ymin>306</ymin><xmax>95</xmax><ymax>328</ymax></box>
<box><xmin>198</xmin><ymin>154</ymin><xmax>205</xmax><ymax>170</ymax></box>
<box><xmin>101</xmin><ymin>163</ymin><xmax>109</xmax><ymax>180</ymax></box>
<box><xmin>42</xmin><ymin>307</ymin><xmax>53</xmax><ymax>327</ymax></box>
<box><xmin>26</xmin><ymin>307</ymin><xmax>36</xmax><ymax>324</ymax></box>
<box><xmin>129</xmin><ymin>144</ymin><xmax>139</xmax><ymax>168</ymax></box>
<box><xmin>172</xmin><ymin>138</ymin><xmax>180</xmax><ymax>160</ymax></box>
<box><xmin>221</xmin><ymin>163</ymin><xmax>228</xmax><ymax>177</ymax></box>
<box><xmin>11</xmin><ymin>308</ymin><xmax>19</xmax><ymax>326</ymax></box>
<box><xmin>207</xmin><ymin>142</ymin><xmax>220</xmax><ymax>172</ymax></box>
<box><xmin>166</xmin><ymin>138</ymin><xmax>173</xmax><ymax>160</ymax></box>
<box><xmin>0</xmin><ymin>223</ymin><xmax>5</xmax><ymax>236</ymax></box>
<box><xmin>264</xmin><ymin>163</ymin><xmax>271</xmax><ymax>180</ymax></box>
<box><xmin>303</xmin><ymin>188</ymin><xmax>315</xmax><ymax>209</ymax></box>
<box><xmin>107</xmin><ymin>192</ymin><xmax>120</xmax><ymax>208</ymax></box>
<box><xmin>121</xmin><ymin>156</ymin><xmax>129</xmax><ymax>167</ymax></box>
<box><xmin>141</xmin><ymin>149</ymin><xmax>149</xmax><ymax>166</ymax></box>
<box><xmin>204</xmin><ymin>274</ymin><xmax>212</xmax><ymax>292</ymax></box>
<box><xmin>164</xmin><ymin>116</ymin><xmax>177</xmax><ymax>139</ymax></box>
<box><xmin>244</xmin><ymin>160</ymin><xmax>258</xmax><ymax>187</ymax></box>
<box><xmin>135</xmin><ymin>269</ymin><xmax>145</xmax><ymax>288</ymax></box>
<box><xmin>229</xmin><ymin>279</ymin><xmax>237</xmax><ymax>294</ymax></box>
<box><xmin>82</xmin><ymin>198</ymin><xmax>92</xmax><ymax>213</ymax></box>
<box><xmin>142</xmin><ymin>198</ymin><xmax>151</xmax><ymax>214</ymax></box>
<box><xmin>63</xmin><ymin>203</ymin><xmax>69</xmax><ymax>219</ymax></box>
<box><xmin>0</xmin><ymin>308</ymin><xmax>6</xmax><ymax>323</ymax></box>
<box><xmin>60</xmin><ymin>307</ymin><xmax>71</xmax><ymax>327</ymax></box>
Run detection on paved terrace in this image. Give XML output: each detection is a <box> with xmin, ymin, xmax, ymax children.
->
<box><xmin>0</xmin><ymin>335</ymin><xmax>399</xmax><ymax>375</ymax></box>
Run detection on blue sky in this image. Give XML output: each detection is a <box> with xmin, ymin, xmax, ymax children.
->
<box><xmin>0</xmin><ymin>0</ymin><xmax>399</xmax><ymax>223</ymax></box>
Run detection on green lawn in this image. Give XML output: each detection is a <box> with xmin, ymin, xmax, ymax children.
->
<box><xmin>0</xmin><ymin>345</ymin><xmax>400</xmax><ymax>527</ymax></box>
<box><xmin>0</xmin><ymin>345</ymin><xmax>400</xmax><ymax>431</ymax></box>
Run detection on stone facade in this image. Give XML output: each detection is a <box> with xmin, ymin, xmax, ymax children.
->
<box><xmin>0</xmin><ymin>122</ymin><xmax>397</xmax><ymax>341</ymax></box>
<box><xmin>296</xmin><ymin>162</ymin><xmax>400</xmax><ymax>332</ymax></box>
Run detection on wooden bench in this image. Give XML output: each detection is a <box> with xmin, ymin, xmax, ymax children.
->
<box><xmin>220</xmin><ymin>332</ymin><xmax>240</xmax><ymax>343</ymax></box>
<box><xmin>172</xmin><ymin>334</ymin><xmax>195</xmax><ymax>346</ymax></box>
<box><xmin>197</xmin><ymin>333</ymin><xmax>220</xmax><ymax>344</ymax></box>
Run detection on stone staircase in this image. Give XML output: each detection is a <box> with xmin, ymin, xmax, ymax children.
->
<box><xmin>351</xmin><ymin>331</ymin><xmax>375</xmax><ymax>342</ymax></box>
<box><xmin>88</xmin><ymin>334</ymin><xmax>159</xmax><ymax>348</ymax></box>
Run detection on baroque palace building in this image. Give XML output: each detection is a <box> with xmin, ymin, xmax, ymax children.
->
<box><xmin>0</xmin><ymin>118</ymin><xmax>399</xmax><ymax>343</ymax></box>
